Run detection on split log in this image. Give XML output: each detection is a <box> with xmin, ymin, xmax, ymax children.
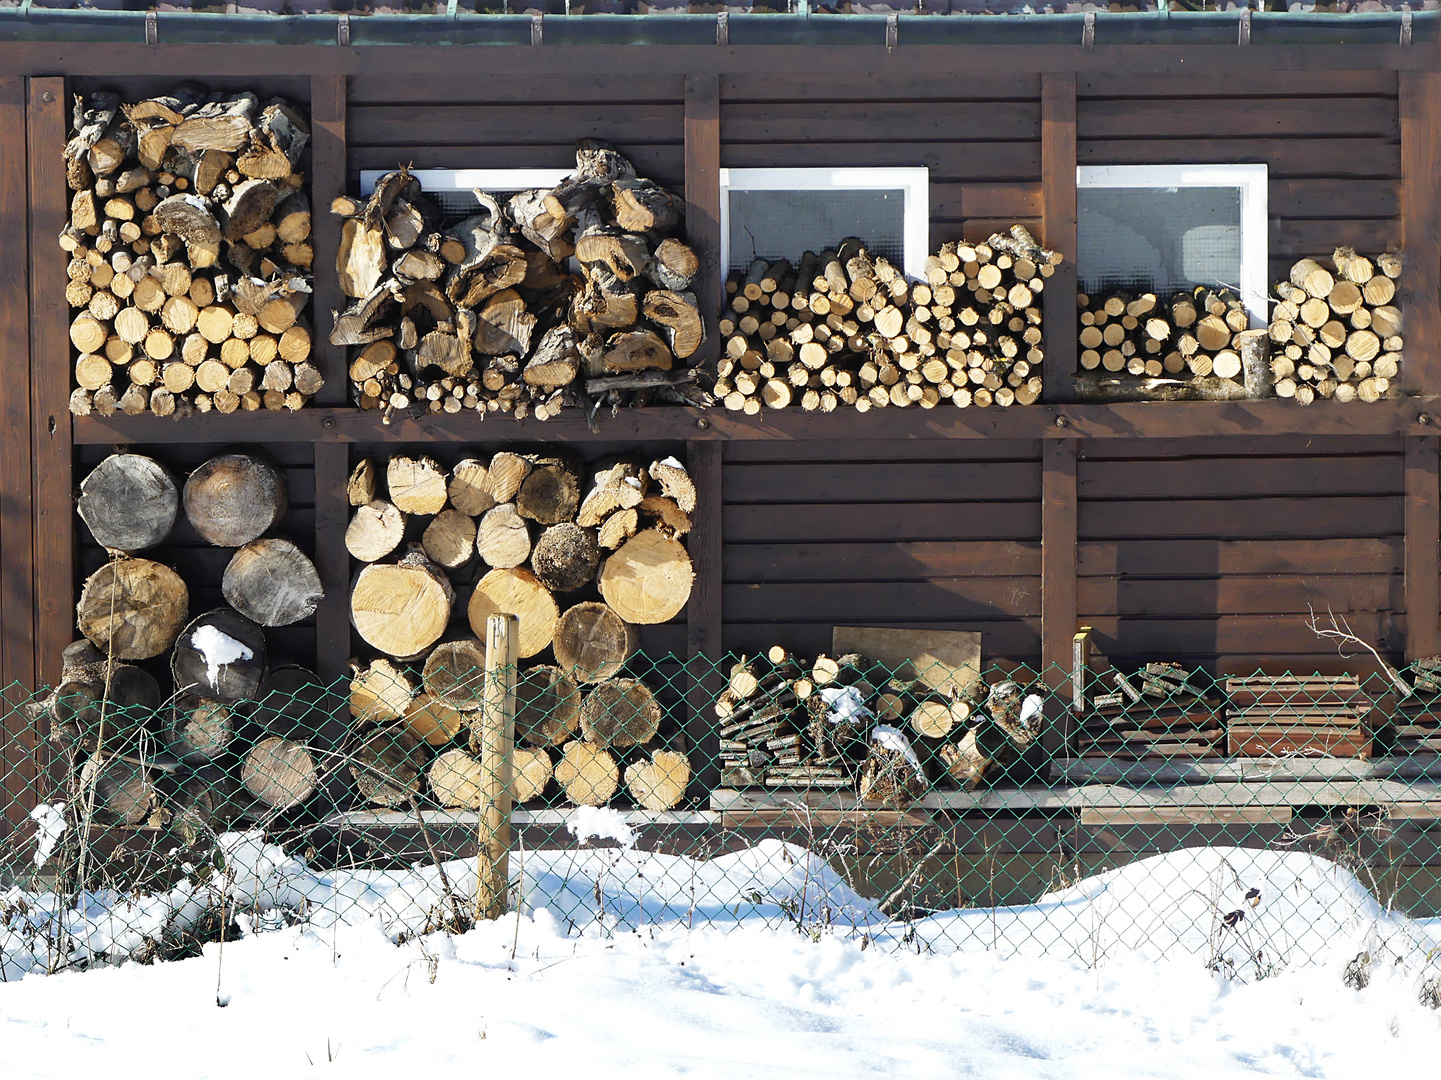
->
<box><xmin>347</xmin><ymin>457</ymin><xmax>378</xmax><ymax>506</ymax></box>
<box><xmin>624</xmin><ymin>749</ymin><xmax>690</xmax><ymax>811</ymax></box>
<box><xmin>476</xmin><ymin>503</ymin><xmax>533</xmax><ymax>569</ymax></box>
<box><xmin>76</xmin><ymin>452</ymin><xmax>179</xmax><ymax>553</ymax></box>
<box><xmin>603</xmin><ymin>328</ymin><xmax>672</xmax><ymax>373</ymax></box>
<box><xmin>166</xmin><ymin>695</ymin><xmax>236</xmax><ymax>763</ymax></box>
<box><xmin>448</xmin><ymin>458</ymin><xmax>496</xmax><ymax>517</ymax></box>
<box><xmin>485</xmin><ymin>452</ymin><xmax>531</xmax><ymax>503</ymax></box>
<box><xmin>183</xmin><ymin>452</ymin><xmax>288</xmax><ymax>547</ymax></box>
<box><xmin>515</xmin><ymin>454</ymin><xmax>582</xmax><ymax>525</ymax></box>
<box><xmin>579</xmin><ymin>678</ymin><xmax>662</xmax><ymax>748</ymax></box>
<box><xmin>386</xmin><ymin>455</ymin><xmax>449</xmax><ymax>516</ymax></box>
<box><xmin>221</xmin><ymin>538</ymin><xmax>322</xmax><ymax>627</ymax></box>
<box><xmin>351</xmin><ymin>727</ymin><xmax>425</xmax><ymax>807</ymax></box>
<box><xmin>647</xmin><ymin>457</ymin><xmax>696</xmax><ymax>514</ymax></box>
<box><xmin>351</xmin><ymin>550</ymin><xmax>454</xmax><ymax>659</ymax></box>
<box><xmin>80</xmin><ymin>755</ymin><xmax>159</xmax><ymax>827</ymax></box>
<box><xmin>242</xmin><ymin>736</ymin><xmax>317</xmax><ymax>811</ymax></box>
<box><xmin>345</xmin><ymin>500</ymin><xmax>406</xmax><ymax>563</ymax></box>
<box><xmin>422</xmin><ymin>508</ymin><xmax>477</xmax><ymax>570</ymax></box>
<box><xmin>403</xmin><ymin>693</ymin><xmax>467</xmax><ymax>747</ymax></box>
<box><xmin>76</xmin><ymin>557</ymin><xmax>189</xmax><ymax>660</ymax></box>
<box><xmin>858</xmin><ymin>728</ymin><xmax>925</xmax><ymax>806</ymax></box>
<box><xmin>554</xmin><ymin>741</ymin><xmax>619</xmax><ymax>806</ymax></box>
<box><xmin>552</xmin><ymin>601</ymin><xmax>638</xmax><ymax>684</ymax></box>
<box><xmin>466</xmin><ymin>567</ymin><xmax>559</xmax><ymax>659</ymax></box>
<box><xmin>531</xmin><ymin>523</ymin><xmax>601</xmax><ymax>593</ymax></box>
<box><xmin>171</xmin><ymin>607</ymin><xmax>268</xmax><ymax>702</ymax></box>
<box><xmin>350</xmin><ymin>657</ymin><xmax>416</xmax><ymax>725</ymax></box>
<box><xmin>422</xmin><ymin>638</ymin><xmax>489</xmax><ymax>711</ymax></box>
<box><xmin>515</xmin><ymin>665</ymin><xmax>582</xmax><ymax>746</ymax></box>
<box><xmin>598</xmin><ymin>529</ymin><xmax>694</xmax><ymax>624</ymax></box>
<box><xmin>430</xmin><ymin>746</ymin><xmax>552</xmax><ymax>807</ymax></box>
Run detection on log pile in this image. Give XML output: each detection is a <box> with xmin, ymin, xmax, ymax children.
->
<box><xmin>715</xmin><ymin>646</ymin><xmax>1043</xmax><ymax>797</ymax></box>
<box><xmin>712</xmin><ymin>226</ymin><xmax>1056</xmax><ymax>413</ymax></box>
<box><xmin>333</xmin><ymin>144</ymin><xmax>709</xmax><ymax>421</ymax></box>
<box><xmin>1267</xmin><ymin>249</ymin><xmax>1403</xmax><ymax>405</ymax></box>
<box><xmin>1224</xmin><ymin>675</ymin><xmax>1375</xmax><ymax>758</ymax></box>
<box><xmin>345</xmin><ymin>449</ymin><xmax>698</xmax><ymax>809</ymax></box>
<box><xmin>1071</xmin><ymin>662</ymin><xmax>1224</xmax><ymax>760</ymax></box>
<box><xmin>61</xmin><ymin>87</ymin><xmax>319</xmax><ymax>418</ymax></box>
<box><xmin>1074</xmin><ymin>285</ymin><xmax>1268</xmax><ymax>401</ymax></box>
<box><xmin>1393</xmin><ymin>658</ymin><xmax>1441</xmax><ymax>755</ymax></box>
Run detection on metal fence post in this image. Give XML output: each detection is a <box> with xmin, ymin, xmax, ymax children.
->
<box><xmin>475</xmin><ymin>612</ymin><xmax>518</xmax><ymax>922</ymax></box>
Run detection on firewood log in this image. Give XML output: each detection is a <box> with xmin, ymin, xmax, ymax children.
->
<box><xmin>403</xmin><ymin>693</ymin><xmax>466</xmax><ymax>747</ymax></box>
<box><xmin>422</xmin><ymin>508</ymin><xmax>477</xmax><ymax>570</ymax></box>
<box><xmin>422</xmin><ymin>638</ymin><xmax>489</xmax><ymax>712</ymax></box>
<box><xmin>579</xmin><ymin>678</ymin><xmax>662</xmax><ymax>748</ymax></box>
<box><xmin>183</xmin><ymin>451</ymin><xmax>288</xmax><ymax>547</ymax></box>
<box><xmin>466</xmin><ymin>567</ymin><xmax>558</xmax><ymax>659</ymax></box>
<box><xmin>477</xmin><ymin>503</ymin><xmax>533</xmax><ymax>569</ymax></box>
<box><xmin>625</xmin><ymin>749</ymin><xmax>690</xmax><ymax>811</ymax></box>
<box><xmin>251</xmin><ymin>665</ymin><xmax>347</xmax><ymax>749</ymax></box>
<box><xmin>531</xmin><ymin>523</ymin><xmax>601</xmax><ymax>593</ymax></box>
<box><xmin>77</xmin><ymin>452</ymin><xmax>179</xmax><ymax>553</ymax></box>
<box><xmin>351</xmin><ymin>726</ymin><xmax>425</xmax><ymax>807</ymax></box>
<box><xmin>46</xmin><ymin>660</ymin><xmax>161</xmax><ymax>754</ymax></box>
<box><xmin>351</xmin><ymin>550</ymin><xmax>454</xmax><ymax>660</ymax></box>
<box><xmin>598</xmin><ymin>529</ymin><xmax>694</xmax><ymax>624</ymax></box>
<box><xmin>552</xmin><ymin>601</ymin><xmax>638</xmax><ymax>684</ymax></box>
<box><xmin>448</xmin><ymin>458</ymin><xmax>497</xmax><ymax>517</ymax></box>
<box><xmin>515</xmin><ymin>454</ymin><xmax>582</xmax><ymax>525</ymax></box>
<box><xmin>221</xmin><ymin>538</ymin><xmax>322</xmax><ymax>627</ymax></box>
<box><xmin>243</xmin><ymin>736</ymin><xmax>316</xmax><ymax>810</ymax></box>
<box><xmin>555</xmin><ymin>741</ymin><xmax>619</xmax><ymax>806</ymax></box>
<box><xmin>166</xmin><ymin>695</ymin><xmax>236</xmax><ymax>762</ymax></box>
<box><xmin>350</xmin><ymin>657</ymin><xmax>415</xmax><ymax>725</ymax></box>
<box><xmin>76</xmin><ymin>557</ymin><xmax>189</xmax><ymax>660</ymax></box>
<box><xmin>431</xmin><ymin>746</ymin><xmax>552</xmax><ymax>807</ymax></box>
<box><xmin>80</xmin><ymin>754</ymin><xmax>159</xmax><ymax>827</ymax></box>
<box><xmin>346</xmin><ymin>499</ymin><xmax>406</xmax><ymax>562</ymax></box>
<box><xmin>515</xmin><ymin>665</ymin><xmax>582</xmax><ymax>746</ymax></box>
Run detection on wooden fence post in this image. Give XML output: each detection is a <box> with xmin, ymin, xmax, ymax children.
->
<box><xmin>475</xmin><ymin>612</ymin><xmax>518</xmax><ymax>922</ymax></box>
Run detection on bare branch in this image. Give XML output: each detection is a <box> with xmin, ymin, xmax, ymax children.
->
<box><xmin>1305</xmin><ymin>604</ymin><xmax>1411</xmax><ymax>698</ymax></box>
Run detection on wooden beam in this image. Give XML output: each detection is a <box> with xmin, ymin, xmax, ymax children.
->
<box><xmin>27</xmin><ymin>77</ymin><xmax>70</xmax><ymax>690</ymax></box>
<box><xmin>1400</xmin><ymin>72</ymin><xmax>1441</xmax><ymax>396</ymax></box>
<box><xmin>685</xmin><ymin>438</ymin><xmax>723</xmax><ymax>795</ymax></box>
<box><xmin>309</xmin><ymin>74</ymin><xmax>347</xmax><ymax>405</ymax></box>
<box><xmin>1041</xmin><ymin>439</ymin><xmax>1078</xmax><ymax>751</ymax></box>
<box><xmin>313</xmin><ymin>442</ymin><xmax>351</xmax><ymax>683</ymax></box>
<box><xmin>1041</xmin><ymin>71</ymin><xmax>1077</xmax><ymax>401</ymax></box>
<box><xmin>1405</xmin><ymin>435</ymin><xmax>1440</xmax><ymax>659</ymax></box>
<box><xmin>684</xmin><ymin>73</ymin><xmax>721</xmax><ymax>370</ymax></box>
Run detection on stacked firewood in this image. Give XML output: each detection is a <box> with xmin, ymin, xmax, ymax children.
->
<box><xmin>1267</xmin><ymin>249</ymin><xmax>1403</xmax><ymax>405</ymax></box>
<box><xmin>1071</xmin><ymin>662</ymin><xmax>1224</xmax><ymax>760</ymax></box>
<box><xmin>1225</xmin><ymin>675</ymin><xmax>1375</xmax><ymax>758</ymax></box>
<box><xmin>332</xmin><ymin>144</ymin><xmax>708</xmax><ymax>421</ymax></box>
<box><xmin>716</xmin><ymin>647</ymin><xmax>1044</xmax><ymax>800</ymax></box>
<box><xmin>61</xmin><ymin>87</ymin><xmax>319</xmax><ymax>418</ymax></box>
<box><xmin>1393</xmin><ymin>658</ymin><xmax>1441</xmax><ymax>755</ymax></box>
<box><xmin>712</xmin><ymin>226</ymin><xmax>1056</xmax><ymax>413</ymax></box>
<box><xmin>35</xmin><ymin>451</ymin><xmax>341</xmax><ymax>832</ymax></box>
<box><xmin>345</xmin><ymin>450</ymin><xmax>697</xmax><ymax>810</ymax></box>
<box><xmin>1075</xmin><ymin>285</ymin><xmax>1268</xmax><ymax>400</ymax></box>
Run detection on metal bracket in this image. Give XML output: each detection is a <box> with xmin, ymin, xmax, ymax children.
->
<box><xmin>1402</xmin><ymin>10</ymin><xmax>1414</xmax><ymax>47</ymax></box>
<box><xmin>531</xmin><ymin>14</ymin><xmax>543</xmax><ymax>46</ymax></box>
<box><xmin>1082</xmin><ymin>11</ymin><xmax>1094</xmax><ymax>51</ymax></box>
<box><xmin>886</xmin><ymin>13</ymin><xmax>898</xmax><ymax>52</ymax></box>
<box><xmin>337</xmin><ymin>13</ymin><xmax>350</xmax><ymax>47</ymax></box>
<box><xmin>717</xmin><ymin>11</ymin><xmax>728</xmax><ymax>47</ymax></box>
<box><xmin>1238</xmin><ymin>8</ymin><xmax>1251</xmax><ymax>47</ymax></box>
<box><xmin>145</xmin><ymin>10</ymin><xmax>157</xmax><ymax>45</ymax></box>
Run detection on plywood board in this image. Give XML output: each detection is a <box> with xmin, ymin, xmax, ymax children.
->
<box><xmin>832</xmin><ymin>626</ymin><xmax>981</xmax><ymax>695</ymax></box>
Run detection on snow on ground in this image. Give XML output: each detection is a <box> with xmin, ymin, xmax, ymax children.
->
<box><xmin>2</xmin><ymin>829</ymin><xmax>1441</xmax><ymax>1077</ymax></box>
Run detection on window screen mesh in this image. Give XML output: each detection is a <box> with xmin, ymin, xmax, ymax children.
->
<box><xmin>1078</xmin><ymin>186</ymin><xmax>1242</xmax><ymax>297</ymax></box>
<box><xmin>431</xmin><ymin>189</ymin><xmax>522</xmax><ymax>229</ymax></box>
<box><xmin>727</xmin><ymin>189</ymin><xmax>906</xmax><ymax>272</ymax></box>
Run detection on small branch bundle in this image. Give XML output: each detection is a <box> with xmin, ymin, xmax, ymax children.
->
<box><xmin>346</xmin><ymin>451</ymin><xmax>696</xmax><ymax>663</ymax></box>
<box><xmin>1267</xmin><ymin>248</ymin><xmax>1403</xmax><ymax>405</ymax></box>
<box><xmin>713</xmin><ymin>225</ymin><xmax>1055</xmax><ymax>413</ymax></box>
<box><xmin>1075</xmin><ymin>285</ymin><xmax>1267</xmax><ymax>401</ymax></box>
<box><xmin>62</xmin><ymin>86</ymin><xmax>319</xmax><ymax>418</ymax></box>
<box><xmin>1071</xmin><ymin>662</ymin><xmax>1224</xmax><ymax>760</ymax></box>
<box><xmin>333</xmin><ymin>142</ymin><xmax>709</xmax><ymax>422</ymax></box>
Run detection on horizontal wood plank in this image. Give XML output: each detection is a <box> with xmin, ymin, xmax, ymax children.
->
<box><xmin>1081</xmin><ymin>614</ymin><xmax>1393</xmax><ymax>658</ymax></box>
<box><xmin>1270</xmin><ymin>178</ymin><xmax>1399</xmax><ymax>220</ymax></box>
<box><xmin>1079</xmin><ymin>454</ymin><xmax>1403</xmax><ymax>499</ymax></box>
<box><xmin>721</xmin><ymin>102</ymin><xmax>1040</xmax><ymax>143</ymax></box>
<box><xmin>722</xmin><ymin>72</ymin><xmax>1041</xmax><ymax>102</ymax></box>
<box><xmin>348</xmin><ymin>73</ymin><xmax>686</xmax><ymax>105</ymax></box>
<box><xmin>723</xmin><ymin>619</ymin><xmax>1040</xmax><ymax>660</ymax></box>
<box><xmin>1080</xmin><ymin>497</ymin><xmax>1403</xmax><ymax>540</ymax></box>
<box><xmin>1076</xmin><ymin>538</ymin><xmax>1404</xmax><ymax>577</ymax></box>
<box><xmin>724</xmin><ymin>579</ymin><xmax>1043</xmax><ymax>621</ymax></box>
<box><xmin>1077</xmin><ymin>574</ymin><xmax>1401</xmax><ymax>618</ymax></box>
<box><xmin>725</xmin><ymin>540</ymin><xmax>1043</xmax><ymax>581</ymax></box>
<box><xmin>723</xmin><ymin>438</ymin><xmax>1040</xmax><ymax>463</ymax></box>
<box><xmin>725</xmin><ymin>502</ymin><xmax>1042</xmax><ymax>542</ymax></box>
<box><xmin>722</xmin><ymin>140</ymin><xmax>1041</xmax><ymax>180</ymax></box>
<box><xmin>1078</xmin><ymin>71</ymin><xmax>1398</xmax><ymax>99</ymax></box>
<box><xmin>1078</xmin><ymin>97</ymin><xmax>1397</xmax><ymax>140</ymax></box>
<box><xmin>349</xmin><ymin>104</ymin><xmax>686</xmax><ymax>147</ymax></box>
<box><xmin>725</xmin><ymin>461</ymin><xmax>1040</xmax><ymax>503</ymax></box>
<box><xmin>1273</xmin><ymin>217</ymin><xmax>1402</xmax><ymax>256</ymax></box>
<box><xmin>1079</xmin><ymin>137</ymin><xmax>1400</xmax><ymax>178</ymax></box>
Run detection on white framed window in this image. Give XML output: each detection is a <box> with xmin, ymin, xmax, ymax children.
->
<box><xmin>1077</xmin><ymin>164</ymin><xmax>1269</xmax><ymax>328</ymax></box>
<box><xmin>719</xmin><ymin>167</ymin><xmax>930</xmax><ymax>283</ymax></box>
<box><xmin>360</xmin><ymin>168</ymin><xmax>571</xmax><ymax>226</ymax></box>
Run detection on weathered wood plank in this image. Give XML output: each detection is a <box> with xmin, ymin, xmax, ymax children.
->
<box><xmin>1079</xmin><ymin>137</ymin><xmax>1400</xmax><ymax>178</ymax></box>
<box><xmin>724</xmin><ymin>461</ymin><xmax>1040</xmax><ymax>503</ymax></box>
<box><xmin>1041</xmin><ymin>72</ymin><xmax>1077</xmax><ymax>400</ymax></box>
<box><xmin>1080</xmin><ymin>454</ymin><xmax>1404</xmax><ymax>499</ymax></box>
<box><xmin>1080</xmin><ymin>497</ymin><xmax>1404</xmax><ymax>540</ymax></box>
<box><xmin>1078</xmin><ymin>71</ymin><xmax>1398</xmax><ymax>98</ymax></box>
<box><xmin>348</xmin><ymin>73</ymin><xmax>685</xmax><ymax>105</ymax></box>
<box><xmin>348</xmin><ymin>104</ymin><xmax>686</xmax><ymax>146</ymax></box>
<box><xmin>1081</xmin><ymin>614</ymin><xmax>1392</xmax><ymax>660</ymax></box>
<box><xmin>310</xmin><ymin>74</ymin><xmax>347</xmax><ymax>406</ymax></box>
<box><xmin>722</xmin><ymin>72</ymin><xmax>1041</xmax><ymax>102</ymax></box>
<box><xmin>724</xmin><ymin>580</ymin><xmax>1043</xmax><ymax>621</ymax></box>
<box><xmin>313</xmin><ymin>442</ymin><xmax>349</xmax><ymax>683</ymax></box>
<box><xmin>1078</xmin><ymin>96</ymin><xmax>1398</xmax><ymax>140</ymax></box>
<box><xmin>686</xmin><ymin>439</ymin><xmax>723</xmax><ymax>795</ymax></box>
<box><xmin>725</xmin><ymin>502</ymin><xmax>1042</xmax><ymax>543</ymax></box>
<box><xmin>1080</xmin><ymin>435</ymin><xmax>1401</xmax><ymax>459</ymax></box>
<box><xmin>685</xmin><ymin>73</ymin><xmax>721</xmax><ymax>371</ymax></box>
<box><xmin>930</xmin><ymin>182</ymin><xmax>1042</xmax><ymax>222</ymax></box>
<box><xmin>1078</xmin><ymin>574</ymin><xmax>1401</xmax><ymax>618</ymax></box>
<box><xmin>1077</xmin><ymin>538</ymin><xmax>1403</xmax><ymax>578</ymax></box>
<box><xmin>725</xmin><ymin>540</ymin><xmax>1044</xmax><ymax>582</ymax></box>
<box><xmin>723</xmin><ymin>140</ymin><xmax>1041</xmax><ymax>180</ymax></box>
<box><xmin>1404</xmin><ymin>436</ymin><xmax>1441</xmax><ymax>659</ymax></box>
<box><xmin>1401</xmin><ymin>72</ymin><xmax>1441</xmax><ymax>395</ymax></box>
<box><xmin>1041</xmin><ymin>439</ymin><xmax>1078</xmax><ymax>756</ymax></box>
<box><xmin>722</xmin><ymin>438</ymin><xmax>1040</xmax><ymax>463</ymax></box>
<box><xmin>1273</xmin><ymin>217</ymin><xmax>1402</xmax><ymax>257</ymax></box>
<box><xmin>721</xmin><ymin>102</ymin><xmax>1041</xmax><ymax>143</ymax></box>
<box><xmin>1270</xmin><ymin>178</ymin><xmax>1399</xmax><ymax>220</ymax></box>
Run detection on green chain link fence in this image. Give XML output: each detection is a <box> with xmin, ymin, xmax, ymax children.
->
<box><xmin>3</xmin><ymin>647</ymin><xmax>1441</xmax><ymax>980</ymax></box>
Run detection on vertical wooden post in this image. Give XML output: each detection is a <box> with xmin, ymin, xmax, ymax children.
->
<box><xmin>313</xmin><ymin>442</ymin><xmax>351</xmax><ymax>682</ymax></box>
<box><xmin>475</xmin><ymin>612</ymin><xmax>517</xmax><ymax>922</ymax></box>
<box><xmin>1040</xmin><ymin>72</ymin><xmax>1077</xmax><ymax>401</ymax></box>
<box><xmin>685</xmin><ymin>439</ymin><xmax>723</xmax><ymax>794</ymax></box>
<box><xmin>685</xmin><ymin>73</ymin><xmax>722</xmax><ymax>370</ymax></box>
<box><xmin>1071</xmin><ymin>626</ymin><xmax>1092</xmax><ymax>716</ymax></box>
<box><xmin>26</xmin><ymin>78</ymin><xmax>70</xmax><ymax>691</ymax></box>
<box><xmin>309</xmin><ymin>74</ymin><xmax>348</xmax><ymax>405</ymax></box>
<box><xmin>1400</xmin><ymin>72</ymin><xmax>1441</xmax><ymax>396</ymax></box>
<box><xmin>1041</xmin><ymin>439</ymin><xmax>1078</xmax><ymax>754</ymax></box>
<box><xmin>1404</xmin><ymin>436</ymin><xmax>1440</xmax><ymax>660</ymax></box>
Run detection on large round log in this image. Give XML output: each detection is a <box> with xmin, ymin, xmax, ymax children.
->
<box><xmin>421</xmin><ymin>508</ymin><xmax>476</xmax><ymax>570</ymax></box>
<box><xmin>242</xmin><ymin>736</ymin><xmax>317</xmax><ymax>811</ymax></box>
<box><xmin>598</xmin><ymin>529</ymin><xmax>694</xmax><ymax>624</ymax></box>
<box><xmin>515</xmin><ymin>455</ymin><xmax>581</xmax><ymax>525</ymax></box>
<box><xmin>350</xmin><ymin>658</ymin><xmax>416</xmax><ymax>725</ymax></box>
<box><xmin>251</xmin><ymin>665</ymin><xmax>348</xmax><ymax>749</ymax></box>
<box><xmin>466</xmin><ymin>567</ymin><xmax>558</xmax><ymax>659</ymax></box>
<box><xmin>422</xmin><ymin>638</ymin><xmax>489</xmax><ymax>711</ymax></box>
<box><xmin>345</xmin><ymin>500</ymin><xmax>406</xmax><ymax>563</ymax></box>
<box><xmin>184</xmin><ymin>452</ymin><xmax>288</xmax><ymax>547</ymax></box>
<box><xmin>222</xmin><ymin>538</ymin><xmax>323</xmax><ymax>627</ymax></box>
<box><xmin>77</xmin><ymin>453</ymin><xmax>179</xmax><ymax>553</ymax></box>
<box><xmin>403</xmin><ymin>692</ymin><xmax>467</xmax><ymax>747</ymax></box>
<box><xmin>552</xmin><ymin>602</ymin><xmax>637</xmax><ymax>684</ymax></box>
<box><xmin>476</xmin><ymin>503</ymin><xmax>532</xmax><ymax>569</ymax></box>
<box><xmin>80</xmin><ymin>754</ymin><xmax>159</xmax><ymax>826</ymax></box>
<box><xmin>624</xmin><ymin>749</ymin><xmax>691</xmax><ymax>811</ymax></box>
<box><xmin>386</xmin><ymin>455</ymin><xmax>448</xmax><ymax>516</ymax></box>
<box><xmin>76</xmin><ymin>557</ymin><xmax>189</xmax><ymax>660</ymax></box>
<box><xmin>171</xmin><ymin>608</ymin><xmax>268</xmax><ymax>701</ymax></box>
<box><xmin>165</xmin><ymin>695</ymin><xmax>237</xmax><ymax>762</ymax></box>
<box><xmin>579</xmin><ymin>678</ymin><xmax>662</xmax><ymax>748</ymax></box>
<box><xmin>351</xmin><ymin>727</ymin><xmax>425</xmax><ymax>807</ymax></box>
<box><xmin>515</xmin><ymin>665</ymin><xmax>582</xmax><ymax>746</ymax></box>
<box><xmin>554</xmin><ymin>741</ymin><xmax>618</xmax><ymax>806</ymax></box>
<box><xmin>531</xmin><ymin>523</ymin><xmax>600</xmax><ymax>593</ymax></box>
<box><xmin>47</xmin><ymin>663</ymin><xmax>161</xmax><ymax>754</ymax></box>
<box><xmin>351</xmin><ymin>552</ymin><xmax>454</xmax><ymax>659</ymax></box>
